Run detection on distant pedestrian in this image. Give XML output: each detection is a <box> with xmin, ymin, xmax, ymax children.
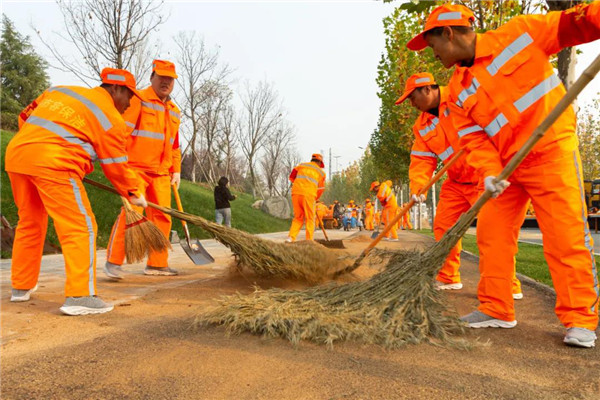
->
<box><xmin>214</xmin><ymin>177</ymin><xmax>236</xmax><ymax>227</ymax></box>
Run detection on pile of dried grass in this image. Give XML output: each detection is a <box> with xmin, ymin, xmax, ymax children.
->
<box><xmin>151</xmin><ymin>203</ymin><xmax>348</xmax><ymax>283</ymax></box>
<box><xmin>196</xmin><ymin>204</ymin><xmax>479</xmax><ymax>348</ymax></box>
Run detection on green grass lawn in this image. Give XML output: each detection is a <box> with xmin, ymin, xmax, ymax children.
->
<box><xmin>1</xmin><ymin>130</ymin><xmax>290</xmax><ymax>258</ymax></box>
<box><xmin>414</xmin><ymin>229</ymin><xmax>600</xmax><ymax>289</ymax></box>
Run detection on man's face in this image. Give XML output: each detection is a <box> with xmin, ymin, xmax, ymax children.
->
<box><xmin>151</xmin><ymin>73</ymin><xmax>175</xmax><ymax>99</ymax></box>
<box><xmin>111</xmin><ymin>86</ymin><xmax>134</xmax><ymax>114</ymax></box>
<box><xmin>408</xmin><ymin>86</ymin><xmax>437</xmax><ymax>113</ymax></box>
<box><xmin>425</xmin><ymin>28</ymin><xmax>459</xmax><ymax>69</ymax></box>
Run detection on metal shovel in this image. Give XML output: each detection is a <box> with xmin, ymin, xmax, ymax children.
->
<box><xmin>172</xmin><ymin>184</ymin><xmax>215</xmax><ymax>265</ymax></box>
<box><xmin>315</xmin><ymin>214</ymin><xmax>345</xmax><ymax>249</ymax></box>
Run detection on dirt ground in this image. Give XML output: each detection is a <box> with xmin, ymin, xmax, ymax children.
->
<box><xmin>1</xmin><ymin>230</ymin><xmax>599</xmax><ymax>400</ymax></box>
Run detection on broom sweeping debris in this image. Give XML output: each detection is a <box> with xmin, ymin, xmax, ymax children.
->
<box><xmin>197</xmin><ymin>54</ymin><xmax>600</xmax><ymax>348</ymax></box>
<box><xmin>84</xmin><ymin>178</ymin><xmax>348</xmax><ymax>282</ymax></box>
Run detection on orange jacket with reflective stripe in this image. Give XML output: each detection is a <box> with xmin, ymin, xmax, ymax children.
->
<box><xmin>289</xmin><ymin>161</ymin><xmax>326</xmax><ymax>199</ymax></box>
<box><xmin>364</xmin><ymin>203</ymin><xmax>374</xmax><ymax>217</ymax></box>
<box><xmin>409</xmin><ymin>86</ymin><xmax>478</xmax><ymax>196</ymax></box>
<box><xmin>448</xmin><ymin>2</ymin><xmax>600</xmax><ymax>178</ymax></box>
<box><xmin>376</xmin><ymin>181</ymin><xmax>397</xmax><ymax>208</ymax></box>
<box><xmin>6</xmin><ymin>86</ymin><xmax>141</xmax><ymax>197</ymax></box>
<box><xmin>124</xmin><ymin>87</ymin><xmax>182</xmax><ymax>175</ymax></box>
<box><xmin>316</xmin><ymin>202</ymin><xmax>329</xmax><ymax>219</ymax></box>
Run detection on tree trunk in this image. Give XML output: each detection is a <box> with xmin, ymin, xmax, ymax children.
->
<box><xmin>546</xmin><ymin>0</ymin><xmax>580</xmax><ymax>89</ymax></box>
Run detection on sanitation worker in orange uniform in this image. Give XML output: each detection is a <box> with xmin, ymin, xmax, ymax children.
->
<box><xmin>315</xmin><ymin>200</ymin><xmax>329</xmax><ymax>229</ymax></box>
<box><xmin>398</xmin><ymin>72</ymin><xmax>522</xmax><ymax>297</ymax></box>
<box><xmin>409</xmin><ymin>3</ymin><xmax>600</xmax><ymax>347</ymax></box>
<box><xmin>399</xmin><ymin>204</ymin><xmax>413</xmax><ymax>230</ymax></box>
<box><xmin>6</xmin><ymin>68</ymin><xmax>146</xmax><ymax>315</ymax></box>
<box><xmin>286</xmin><ymin>153</ymin><xmax>326</xmax><ymax>242</ymax></box>
<box><xmin>364</xmin><ymin>199</ymin><xmax>374</xmax><ymax>230</ymax></box>
<box><xmin>105</xmin><ymin>60</ymin><xmax>182</xmax><ymax>279</ymax></box>
<box><xmin>370</xmin><ymin>180</ymin><xmax>399</xmax><ymax>241</ymax></box>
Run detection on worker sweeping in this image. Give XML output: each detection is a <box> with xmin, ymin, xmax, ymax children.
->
<box><xmin>315</xmin><ymin>200</ymin><xmax>329</xmax><ymax>228</ymax></box>
<box><xmin>364</xmin><ymin>199</ymin><xmax>374</xmax><ymax>230</ymax></box>
<box><xmin>286</xmin><ymin>153</ymin><xmax>326</xmax><ymax>242</ymax></box>
<box><xmin>370</xmin><ymin>180</ymin><xmax>399</xmax><ymax>241</ymax></box>
<box><xmin>6</xmin><ymin>68</ymin><xmax>146</xmax><ymax>315</ymax></box>
<box><xmin>397</xmin><ymin>72</ymin><xmax>522</xmax><ymax>297</ymax></box>
<box><xmin>399</xmin><ymin>204</ymin><xmax>412</xmax><ymax>230</ymax></box>
<box><xmin>105</xmin><ymin>60</ymin><xmax>182</xmax><ymax>279</ymax></box>
<box><xmin>408</xmin><ymin>2</ymin><xmax>600</xmax><ymax>347</ymax></box>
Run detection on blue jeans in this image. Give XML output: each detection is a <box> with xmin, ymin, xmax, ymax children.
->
<box><xmin>215</xmin><ymin>208</ymin><xmax>232</xmax><ymax>227</ymax></box>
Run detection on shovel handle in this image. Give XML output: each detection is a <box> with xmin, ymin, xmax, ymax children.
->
<box><xmin>317</xmin><ymin>214</ymin><xmax>330</xmax><ymax>241</ymax></box>
<box><xmin>171</xmin><ymin>184</ymin><xmax>192</xmax><ymax>243</ymax></box>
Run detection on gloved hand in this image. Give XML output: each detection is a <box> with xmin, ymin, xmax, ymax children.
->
<box><xmin>129</xmin><ymin>194</ymin><xmax>148</xmax><ymax>208</ymax></box>
<box><xmin>484</xmin><ymin>176</ymin><xmax>510</xmax><ymax>198</ymax></box>
<box><xmin>170</xmin><ymin>172</ymin><xmax>181</xmax><ymax>189</ymax></box>
<box><xmin>411</xmin><ymin>194</ymin><xmax>426</xmax><ymax>203</ymax></box>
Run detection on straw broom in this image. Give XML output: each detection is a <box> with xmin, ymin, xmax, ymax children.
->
<box><xmin>84</xmin><ymin>178</ymin><xmax>347</xmax><ymax>282</ymax></box>
<box><xmin>196</xmin><ymin>54</ymin><xmax>600</xmax><ymax>348</ymax></box>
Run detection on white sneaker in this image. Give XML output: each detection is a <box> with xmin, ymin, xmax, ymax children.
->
<box><xmin>104</xmin><ymin>262</ymin><xmax>123</xmax><ymax>280</ymax></box>
<box><xmin>564</xmin><ymin>327</ymin><xmax>596</xmax><ymax>348</ymax></box>
<box><xmin>11</xmin><ymin>284</ymin><xmax>38</xmax><ymax>302</ymax></box>
<box><xmin>435</xmin><ymin>281</ymin><xmax>463</xmax><ymax>290</ymax></box>
<box><xmin>512</xmin><ymin>292</ymin><xmax>523</xmax><ymax>300</ymax></box>
<box><xmin>285</xmin><ymin>237</ymin><xmax>293</xmax><ymax>243</ymax></box>
<box><xmin>460</xmin><ymin>310</ymin><xmax>517</xmax><ymax>328</ymax></box>
<box><xmin>60</xmin><ymin>296</ymin><xmax>113</xmax><ymax>316</ymax></box>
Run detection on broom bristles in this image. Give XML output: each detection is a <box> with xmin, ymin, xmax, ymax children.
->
<box><xmin>121</xmin><ymin>198</ymin><xmax>171</xmax><ymax>264</ymax></box>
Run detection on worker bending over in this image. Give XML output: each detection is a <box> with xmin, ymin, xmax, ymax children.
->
<box><xmin>6</xmin><ymin>68</ymin><xmax>146</xmax><ymax>315</ymax></box>
<box><xmin>370</xmin><ymin>180</ymin><xmax>399</xmax><ymax>241</ymax></box>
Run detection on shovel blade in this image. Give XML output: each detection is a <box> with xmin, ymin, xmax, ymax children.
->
<box><xmin>315</xmin><ymin>239</ymin><xmax>346</xmax><ymax>249</ymax></box>
<box><xmin>180</xmin><ymin>238</ymin><xmax>215</xmax><ymax>265</ymax></box>
<box><xmin>371</xmin><ymin>231</ymin><xmax>380</xmax><ymax>239</ymax></box>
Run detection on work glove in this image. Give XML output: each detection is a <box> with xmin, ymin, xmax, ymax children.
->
<box><xmin>484</xmin><ymin>176</ymin><xmax>510</xmax><ymax>198</ymax></box>
<box><xmin>129</xmin><ymin>194</ymin><xmax>148</xmax><ymax>208</ymax></box>
<box><xmin>411</xmin><ymin>194</ymin><xmax>426</xmax><ymax>203</ymax></box>
<box><xmin>170</xmin><ymin>172</ymin><xmax>181</xmax><ymax>189</ymax></box>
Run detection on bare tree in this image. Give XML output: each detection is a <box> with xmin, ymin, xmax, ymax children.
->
<box><xmin>260</xmin><ymin>120</ymin><xmax>295</xmax><ymax>197</ymax></box>
<box><xmin>37</xmin><ymin>0</ymin><xmax>166</xmax><ymax>85</ymax></box>
<box><xmin>546</xmin><ymin>0</ymin><xmax>581</xmax><ymax>89</ymax></box>
<box><xmin>236</xmin><ymin>80</ymin><xmax>282</xmax><ymax>198</ymax></box>
<box><xmin>175</xmin><ymin>31</ymin><xmax>231</xmax><ymax>183</ymax></box>
<box><xmin>218</xmin><ymin>104</ymin><xmax>237</xmax><ymax>182</ymax></box>
<box><xmin>278</xmin><ymin>148</ymin><xmax>301</xmax><ymax>197</ymax></box>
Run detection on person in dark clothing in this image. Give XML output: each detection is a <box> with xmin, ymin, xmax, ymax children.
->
<box><xmin>214</xmin><ymin>176</ymin><xmax>236</xmax><ymax>227</ymax></box>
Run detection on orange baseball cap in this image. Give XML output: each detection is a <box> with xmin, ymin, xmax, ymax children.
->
<box><xmin>152</xmin><ymin>59</ymin><xmax>178</xmax><ymax>79</ymax></box>
<box><xmin>395</xmin><ymin>72</ymin><xmax>437</xmax><ymax>105</ymax></box>
<box><xmin>100</xmin><ymin>68</ymin><xmax>141</xmax><ymax>98</ymax></box>
<box><xmin>407</xmin><ymin>4</ymin><xmax>475</xmax><ymax>51</ymax></box>
<box><xmin>370</xmin><ymin>181</ymin><xmax>380</xmax><ymax>191</ymax></box>
<box><xmin>312</xmin><ymin>153</ymin><xmax>324</xmax><ymax>168</ymax></box>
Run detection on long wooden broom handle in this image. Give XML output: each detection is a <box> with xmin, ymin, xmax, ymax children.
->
<box><xmin>317</xmin><ymin>213</ymin><xmax>330</xmax><ymax>241</ymax></box>
<box><xmin>335</xmin><ymin>148</ymin><xmax>465</xmax><ymax>277</ymax></box>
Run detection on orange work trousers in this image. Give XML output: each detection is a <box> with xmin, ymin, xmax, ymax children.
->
<box><xmin>477</xmin><ymin>148</ymin><xmax>598</xmax><ymax>329</ymax></box>
<box><xmin>288</xmin><ymin>194</ymin><xmax>316</xmax><ymax>241</ymax></box>
<box><xmin>400</xmin><ymin>210</ymin><xmax>412</xmax><ymax>230</ymax></box>
<box><xmin>382</xmin><ymin>204</ymin><xmax>398</xmax><ymax>239</ymax></box>
<box><xmin>107</xmin><ymin>171</ymin><xmax>172</xmax><ymax>268</ymax></box>
<box><xmin>364</xmin><ymin>214</ymin><xmax>374</xmax><ymax>230</ymax></box>
<box><xmin>9</xmin><ymin>172</ymin><xmax>98</xmax><ymax>297</ymax></box>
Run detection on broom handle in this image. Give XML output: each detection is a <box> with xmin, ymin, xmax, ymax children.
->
<box><xmin>336</xmin><ymin>148</ymin><xmax>465</xmax><ymax>277</ymax></box>
<box><xmin>171</xmin><ymin>184</ymin><xmax>193</xmax><ymax>244</ymax></box>
<box><xmin>317</xmin><ymin>213</ymin><xmax>330</xmax><ymax>241</ymax></box>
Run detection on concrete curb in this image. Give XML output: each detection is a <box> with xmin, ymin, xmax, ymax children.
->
<box><xmin>460</xmin><ymin>250</ymin><xmax>557</xmax><ymax>298</ymax></box>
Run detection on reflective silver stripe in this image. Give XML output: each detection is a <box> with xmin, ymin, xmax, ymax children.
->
<box><xmin>514</xmin><ymin>74</ymin><xmax>561</xmax><ymax>113</ymax></box>
<box><xmin>438</xmin><ymin>146</ymin><xmax>454</xmax><ymax>161</ymax></box>
<box><xmin>411</xmin><ymin>150</ymin><xmax>437</xmax><ymax>158</ymax></box>
<box><xmin>484</xmin><ymin>113</ymin><xmax>508</xmax><ymax>137</ymax></box>
<box><xmin>99</xmin><ymin>156</ymin><xmax>128</xmax><ymax>165</ymax></box>
<box><xmin>573</xmin><ymin>151</ymin><xmax>599</xmax><ymax>311</ymax></box>
<box><xmin>106</xmin><ymin>211</ymin><xmax>123</xmax><ymax>260</ymax></box>
<box><xmin>48</xmin><ymin>87</ymin><xmax>112</xmax><ymax>130</ymax></box>
<box><xmin>385</xmin><ymin>193</ymin><xmax>393</xmax><ymax>202</ymax></box>
<box><xmin>458</xmin><ymin>125</ymin><xmax>483</xmax><ymax>137</ymax></box>
<box><xmin>418</xmin><ymin>117</ymin><xmax>439</xmax><ymax>137</ymax></box>
<box><xmin>438</xmin><ymin>11</ymin><xmax>461</xmax><ymax>20</ymax></box>
<box><xmin>301</xmin><ymin>163</ymin><xmax>325</xmax><ymax>177</ymax></box>
<box><xmin>69</xmin><ymin>178</ymin><xmax>96</xmax><ymax>296</ymax></box>
<box><xmin>444</xmin><ymin>108</ymin><xmax>450</xmax><ymax>117</ymax></box>
<box><xmin>107</xmin><ymin>74</ymin><xmax>126</xmax><ymax>82</ymax></box>
<box><xmin>131</xmin><ymin>129</ymin><xmax>165</xmax><ymax>140</ymax></box>
<box><xmin>125</xmin><ymin>121</ymin><xmax>135</xmax><ymax>128</ymax></box>
<box><xmin>415</xmin><ymin>77</ymin><xmax>431</xmax><ymax>84</ymax></box>
<box><xmin>169</xmin><ymin>138</ymin><xmax>174</xmax><ymax>145</ymax></box>
<box><xmin>486</xmin><ymin>33</ymin><xmax>533</xmax><ymax>76</ymax></box>
<box><xmin>169</xmin><ymin>110</ymin><xmax>180</xmax><ymax>119</ymax></box>
<box><xmin>26</xmin><ymin>116</ymin><xmax>97</xmax><ymax>160</ymax></box>
<box><xmin>456</xmin><ymin>78</ymin><xmax>480</xmax><ymax>107</ymax></box>
<box><xmin>141</xmin><ymin>101</ymin><xmax>165</xmax><ymax>112</ymax></box>
<box><xmin>296</xmin><ymin>174</ymin><xmax>318</xmax><ymax>186</ymax></box>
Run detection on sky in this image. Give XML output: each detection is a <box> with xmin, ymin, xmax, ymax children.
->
<box><xmin>2</xmin><ymin>0</ymin><xmax>599</xmax><ymax>175</ymax></box>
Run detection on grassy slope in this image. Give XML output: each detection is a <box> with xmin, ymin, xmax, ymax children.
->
<box><xmin>1</xmin><ymin>130</ymin><xmax>290</xmax><ymax>258</ymax></box>
<box><xmin>416</xmin><ymin>230</ymin><xmax>599</xmax><ymax>288</ymax></box>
